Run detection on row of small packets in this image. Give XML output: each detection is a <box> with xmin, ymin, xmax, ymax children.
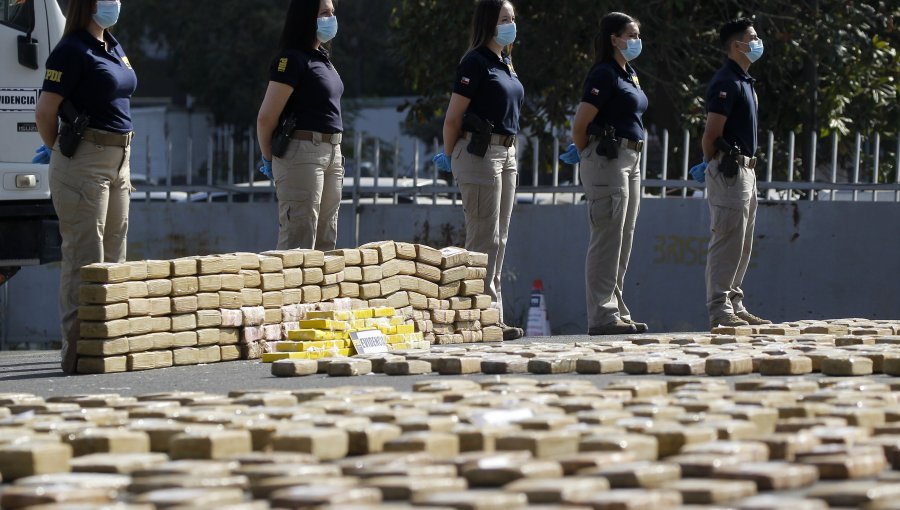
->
<box><xmin>260</xmin><ymin>307</ymin><xmax>429</xmax><ymax>362</ymax></box>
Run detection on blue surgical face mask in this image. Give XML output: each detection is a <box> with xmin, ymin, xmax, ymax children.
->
<box><xmin>93</xmin><ymin>0</ymin><xmax>120</xmax><ymax>29</ymax></box>
<box><xmin>495</xmin><ymin>22</ymin><xmax>517</xmax><ymax>47</ymax></box>
<box><xmin>317</xmin><ymin>16</ymin><xmax>338</xmax><ymax>44</ymax></box>
<box><xmin>745</xmin><ymin>39</ymin><xmax>764</xmax><ymax>63</ymax></box>
<box><xmin>619</xmin><ymin>38</ymin><xmax>642</xmax><ymax>61</ymax></box>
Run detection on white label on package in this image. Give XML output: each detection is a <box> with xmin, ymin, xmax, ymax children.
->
<box><xmin>351</xmin><ymin>329</ymin><xmax>389</xmax><ymax>354</ymax></box>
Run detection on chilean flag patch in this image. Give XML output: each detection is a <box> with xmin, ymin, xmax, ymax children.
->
<box><xmin>719</xmin><ymin>91</ymin><xmax>728</xmax><ymax>99</ymax></box>
<box><xmin>591</xmin><ymin>88</ymin><xmax>600</xmax><ymax>96</ymax></box>
<box><xmin>461</xmin><ymin>77</ymin><xmax>471</xmax><ymax>85</ymax></box>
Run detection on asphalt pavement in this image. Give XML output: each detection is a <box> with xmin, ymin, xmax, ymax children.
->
<box><xmin>0</xmin><ymin>333</ymin><xmax>869</xmax><ymax>399</ymax></box>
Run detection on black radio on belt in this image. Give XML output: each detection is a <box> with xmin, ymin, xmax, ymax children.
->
<box><xmin>587</xmin><ymin>123</ymin><xmax>618</xmax><ymax>160</ymax></box>
<box><xmin>57</xmin><ymin>100</ymin><xmax>89</xmax><ymax>158</ymax></box>
<box><xmin>462</xmin><ymin>112</ymin><xmax>494</xmax><ymax>158</ymax></box>
<box><xmin>270</xmin><ymin>111</ymin><xmax>298</xmax><ymax>158</ymax></box>
<box><xmin>714</xmin><ymin>137</ymin><xmax>742</xmax><ymax>178</ymax></box>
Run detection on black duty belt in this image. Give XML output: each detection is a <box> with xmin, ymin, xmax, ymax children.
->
<box><xmin>588</xmin><ymin>135</ymin><xmax>644</xmax><ymax>152</ymax></box>
<box><xmin>462</xmin><ymin>131</ymin><xmax>516</xmax><ymax>148</ymax></box>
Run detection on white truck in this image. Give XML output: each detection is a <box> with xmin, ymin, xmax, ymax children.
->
<box><xmin>0</xmin><ymin>0</ymin><xmax>65</xmax><ymax>285</ymax></box>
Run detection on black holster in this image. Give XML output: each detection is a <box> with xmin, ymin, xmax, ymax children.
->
<box><xmin>462</xmin><ymin>112</ymin><xmax>493</xmax><ymax>158</ymax></box>
<box><xmin>270</xmin><ymin>111</ymin><xmax>297</xmax><ymax>158</ymax></box>
<box><xmin>588</xmin><ymin>124</ymin><xmax>618</xmax><ymax>159</ymax></box>
<box><xmin>58</xmin><ymin>101</ymin><xmax>88</xmax><ymax>158</ymax></box>
<box><xmin>714</xmin><ymin>137</ymin><xmax>741</xmax><ymax>178</ymax></box>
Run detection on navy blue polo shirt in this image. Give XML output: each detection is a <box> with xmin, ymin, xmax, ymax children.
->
<box><xmin>705</xmin><ymin>58</ymin><xmax>758</xmax><ymax>156</ymax></box>
<box><xmin>270</xmin><ymin>47</ymin><xmax>344</xmax><ymax>134</ymax></box>
<box><xmin>42</xmin><ymin>30</ymin><xmax>137</xmax><ymax>133</ymax></box>
<box><xmin>453</xmin><ymin>46</ymin><xmax>525</xmax><ymax>136</ymax></box>
<box><xmin>581</xmin><ymin>61</ymin><xmax>648</xmax><ymax>142</ymax></box>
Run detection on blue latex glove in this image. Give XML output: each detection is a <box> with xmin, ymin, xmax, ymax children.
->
<box><xmin>560</xmin><ymin>143</ymin><xmax>581</xmax><ymax>165</ymax></box>
<box><xmin>31</xmin><ymin>145</ymin><xmax>51</xmax><ymax>164</ymax></box>
<box><xmin>433</xmin><ymin>152</ymin><xmax>451</xmax><ymax>172</ymax></box>
<box><xmin>689</xmin><ymin>161</ymin><xmax>708</xmax><ymax>183</ymax></box>
<box><xmin>258</xmin><ymin>156</ymin><xmax>273</xmax><ymax>180</ymax></box>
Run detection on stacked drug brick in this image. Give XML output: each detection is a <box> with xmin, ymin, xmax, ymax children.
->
<box><xmin>76</xmin><ymin>242</ymin><xmax>496</xmax><ymax>373</ymax></box>
<box><xmin>326</xmin><ymin>242</ymin><xmax>499</xmax><ymax>344</ymax></box>
<box><xmin>234</xmin><ymin>249</ymin><xmax>328</xmax><ymax>360</ymax></box>
<box><xmin>263</xmin><ymin>306</ymin><xmax>428</xmax><ymax>363</ymax></box>
<box><xmin>77</xmin><ymin>256</ymin><xmax>245</xmax><ymax>374</ymax></box>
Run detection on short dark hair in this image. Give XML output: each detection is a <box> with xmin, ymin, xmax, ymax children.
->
<box><xmin>719</xmin><ymin>17</ymin><xmax>754</xmax><ymax>50</ymax></box>
<box><xmin>467</xmin><ymin>0</ymin><xmax>511</xmax><ymax>54</ymax></box>
<box><xmin>595</xmin><ymin>12</ymin><xmax>638</xmax><ymax>64</ymax></box>
<box><xmin>63</xmin><ymin>0</ymin><xmax>96</xmax><ymax>37</ymax></box>
<box><xmin>279</xmin><ymin>0</ymin><xmax>335</xmax><ymax>52</ymax></box>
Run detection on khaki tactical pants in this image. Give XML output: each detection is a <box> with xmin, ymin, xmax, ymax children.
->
<box><xmin>580</xmin><ymin>142</ymin><xmax>642</xmax><ymax>329</ymax></box>
<box><xmin>273</xmin><ymin>135</ymin><xmax>344</xmax><ymax>251</ymax></box>
<box><xmin>451</xmin><ymin>142</ymin><xmax>517</xmax><ymax>322</ymax></box>
<box><xmin>705</xmin><ymin>157</ymin><xmax>757</xmax><ymax>319</ymax></box>
<box><xmin>49</xmin><ymin>136</ymin><xmax>131</xmax><ymax>373</ymax></box>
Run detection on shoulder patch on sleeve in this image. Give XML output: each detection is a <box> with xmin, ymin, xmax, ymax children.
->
<box><xmin>718</xmin><ymin>90</ymin><xmax>728</xmax><ymax>99</ymax></box>
<box><xmin>460</xmin><ymin>77</ymin><xmax>471</xmax><ymax>85</ymax></box>
<box><xmin>590</xmin><ymin>88</ymin><xmax>600</xmax><ymax>96</ymax></box>
<box><xmin>277</xmin><ymin>57</ymin><xmax>288</xmax><ymax>73</ymax></box>
<box><xmin>45</xmin><ymin>69</ymin><xmax>63</xmax><ymax>83</ymax></box>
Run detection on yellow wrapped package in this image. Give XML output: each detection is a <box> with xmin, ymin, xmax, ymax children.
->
<box><xmin>353</xmin><ymin>308</ymin><xmax>375</xmax><ymax>319</ymax></box>
<box><xmin>306</xmin><ymin>310</ymin><xmax>354</xmax><ymax>321</ymax></box>
<box><xmin>395</xmin><ymin>324</ymin><xmax>416</xmax><ymax>334</ymax></box>
<box><xmin>275</xmin><ymin>341</ymin><xmax>303</xmax><ymax>352</ymax></box>
<box><xmin>378</xmin><ymin>325</ymin><xmax>397</xmax><ymax>335</ymax></box>
<box><xmin>288</xmin><ymin>329</ymin><xmax>336</xmax><ymax>341</ymax></box>
<box><xmin>299</xmin><ymin>319</ymin><xmax>349</xmax><ymax>331</ymax></box>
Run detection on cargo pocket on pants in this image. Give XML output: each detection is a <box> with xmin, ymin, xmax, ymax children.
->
<box><xmin>587</xmin><ymin>188</ymin><xmax>622</xmax><ymax>226</ymax></box>
<box><xmin>710</xmin><ymin>203</ymin><xmax>743</xmax><ymax>234</ymax></box>
<box><xmin>278</xmin><ymin>188</ymin><xmax>312</xmax><ymax>223</ymax></box>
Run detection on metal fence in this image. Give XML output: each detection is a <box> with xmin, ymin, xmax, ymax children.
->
<box><xmin>135</xmin><ymin>126</ymin><xmax>900</xmax><ymax>206</ymax></box>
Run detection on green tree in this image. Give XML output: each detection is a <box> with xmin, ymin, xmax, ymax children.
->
<box><xmin>393</xmin><ymin>0</ymin><xmax>899</xmax><ymax>181</ymax></box>
<box><xmin>116</xmin><ymin>0</ymin><xmax>410</xmax><ymax>125</ymax></box>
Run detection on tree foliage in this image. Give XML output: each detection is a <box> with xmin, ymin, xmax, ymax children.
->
<box><xmin>393</xmin><ymin>0</ymin><xmax>899</xmax><ymax>141</ymax></box>
<box><xmin>115</xmin><ymin>0</ymin><xmax>411</xmax><ymax>124</ymax></box>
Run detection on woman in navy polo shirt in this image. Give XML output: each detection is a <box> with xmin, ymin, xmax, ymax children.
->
<box><xmin>433</xmin><ymin>0</ymin><xmax>525</xmax><ymax>340</ymax></box>
<box><xmin>561</xmin><ymin>12</ymin><xmax>649</xmax><ymax>335</ymax></box>
<box><xmin>34</xmin><ymin>0</ymin><xmax>137</xmax><ymax>373</ymax></box>
<box><xmin>257</xmin><ymin>0</ymin><xmax>344</xmax><ymax>251</ymax></box>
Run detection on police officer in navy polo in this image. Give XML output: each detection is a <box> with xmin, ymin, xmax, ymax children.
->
<box><xmin>560</xmin><ymin>12</ymin><xmax>649</xmax><ymax>335</ymax></box>
<box><xmin>34</xmin><ymin>0</ymin><xmax>137</xmax><ymax>374</ymax></box>
<box><xmin>698</xmin><ymin>17</ymin><xmax>772</xmax><ymax>330</ymax></box>
<box><xmin>257</xmin><ymin>0</ymin><xmax>344</xmax><ymax>252</ymax></box>
<box><xmin>432</xmin><ymin>0</ymin><xmax>525</xmax><ymax>340</ymax></box>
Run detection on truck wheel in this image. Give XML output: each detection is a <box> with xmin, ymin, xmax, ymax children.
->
<box><xmin>0</xmin><ymin>267</ymin><xmax>21</xmax><ymax>286</ymax></box>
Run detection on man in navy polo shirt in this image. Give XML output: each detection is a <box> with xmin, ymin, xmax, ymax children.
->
<box><xmin>702</xmin><ymin>17</ymin><xmax>772</xmax><ymax>330</ymax></box>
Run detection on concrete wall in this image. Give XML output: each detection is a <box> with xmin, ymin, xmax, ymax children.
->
<box><xmin>3</xmin><ymin>200</ymin><xmax>898</xmax><ymax>344</ymax></box>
